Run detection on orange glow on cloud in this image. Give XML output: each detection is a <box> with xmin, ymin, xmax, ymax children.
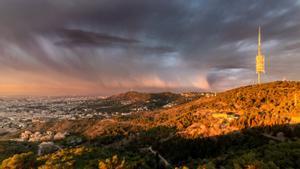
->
<box><xmin>192</xmin><ymin>76</ymin><xmax>210</xmax><ymax>90</ymax></box>
<box><xmin>0</xmin><ymin>70</ymin><xmax>99</xmax><ymax>96</ymax></box>
<box><xmin>0</xmin><ymin>69</ymin><xmax>211</xmax><ymax>96</ymax></box>
<box><xmin>0</xmin><ymin>83</ymin><xmax>97</xmax><ymax>96</ymax></box>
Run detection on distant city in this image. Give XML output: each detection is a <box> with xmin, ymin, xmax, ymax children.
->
<box><xmin>0</xmin><ymin>96</ymin><xmax>103</xmax><ymax>133</ymax></box>
<box><xmin>0</xmin><ymin>92</ymin><xmax>215</xmax><ymax>136</ymax></box>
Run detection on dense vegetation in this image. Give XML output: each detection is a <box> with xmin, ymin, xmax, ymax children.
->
<box><xmin>1</xmin><ymin>124</ymin><xmax>300</xmax><ymax>169</ymax></box>
<box><xmin>0</xmin><ymin>141</ymin><xmax>37</xmax><ymax>162</ymax></box>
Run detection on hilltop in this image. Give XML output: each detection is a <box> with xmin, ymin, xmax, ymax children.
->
<box><xmin>160</xmin><ymin>81</ymin><xmax>300</xmax><ymax>116</ymax></box>
<box><xmin>105</xmin><ymin>91</ymin><xmax>204</xmax><ymax>111</ymax></box>
<box><xmin>108</xmin><ymin>91</ymin><xmax>204</xmax><ymax>103</ymax></box>
<box><xmin>73</xmin><ymin>91</ymin><xmax>205</xmax><ymax>114</ymax></box>
<box><xmin>153</xmin><ymin>81</ymin><xmax>300</xmax><ymax>138</ymax></box>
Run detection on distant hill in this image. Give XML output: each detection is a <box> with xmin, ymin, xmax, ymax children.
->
<box><xmin>108</xmin><ymin>91</ymin><xmax>205</xmax><ymax>104</ymax></box>
<box><xmin>108</xmin><ymin>91</ymin><xmax>151</xmax><ymax>102</ymax></box>
<box><xmin>81</xmin><ymin>91</ymin><xmax>205</xmax><ymax>113</ymax></box>
<box><xmin>108</xmin><ymin>91</ymin><xmax>183</xmax><ymax>104</ymax></box>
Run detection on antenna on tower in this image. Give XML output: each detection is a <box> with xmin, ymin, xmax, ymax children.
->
<box><xmin>256</xmin><ymin>26</ymin><xmax>265</xmax><ymax>84</ymax></box>
<box><xmin>267</xmin><ymin>49</ymin><xmax>271</xmax><ymax>80</ymax></box>
<box><xmin>258</xmin><ymin>26</ymin><xmax>261</xmax><ymax>55</ymax></box>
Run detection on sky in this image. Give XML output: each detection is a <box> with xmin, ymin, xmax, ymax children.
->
<box><xmin>0</xmin><ymin>0</ymin><xmax>300</xmax><ymax>96</ymax></box>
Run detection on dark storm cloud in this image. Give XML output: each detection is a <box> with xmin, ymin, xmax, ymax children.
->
<box><xmin>55</xmin><ymin>29</ymin><xmax>139</xmax><ymax>47</ymax></box>
<box><xmin>0</xmin><ymin>0</ymin><xmax>299</xmax><ymax>95</ymax></box>
<box><xmin>54</xmin><ymin>29</ymin><xmax>175</xmax><ymax>55</ymax></box>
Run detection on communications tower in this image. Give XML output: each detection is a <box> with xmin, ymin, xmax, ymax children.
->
<box><xmin>256</xmin><ymin>26</ymin><xmax>265</xmax><ymax>84</ymax></box>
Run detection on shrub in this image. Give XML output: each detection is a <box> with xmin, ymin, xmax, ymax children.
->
<box><xmin>1</xmin><ymin>152</ymin><xmax>35</xmax><ymax>169</ymax></box>
<box><xmin>98</xmin><ymin>155</ymin><xmax>126</xmax><ymax>169</ymax></box>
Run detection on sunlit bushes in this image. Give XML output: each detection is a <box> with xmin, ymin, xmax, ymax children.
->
<box><xmin>1</xmin><ymin>152</ymin><xmax>35</xmax><ymax>169</ymax></box>
<box><xmin>98</xmin><ymin>155</ymin><xmax>125</xmax><ymax>169</ymax></box>
<box><xmin>36</xmin><ymin>147</ymin><xmax>88</xmax><ymax>169</ymax></box>
<box><xmin>0</xmin><ymin>141</ymin><xmax>38</xmax><ymax>163</ymax></box>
